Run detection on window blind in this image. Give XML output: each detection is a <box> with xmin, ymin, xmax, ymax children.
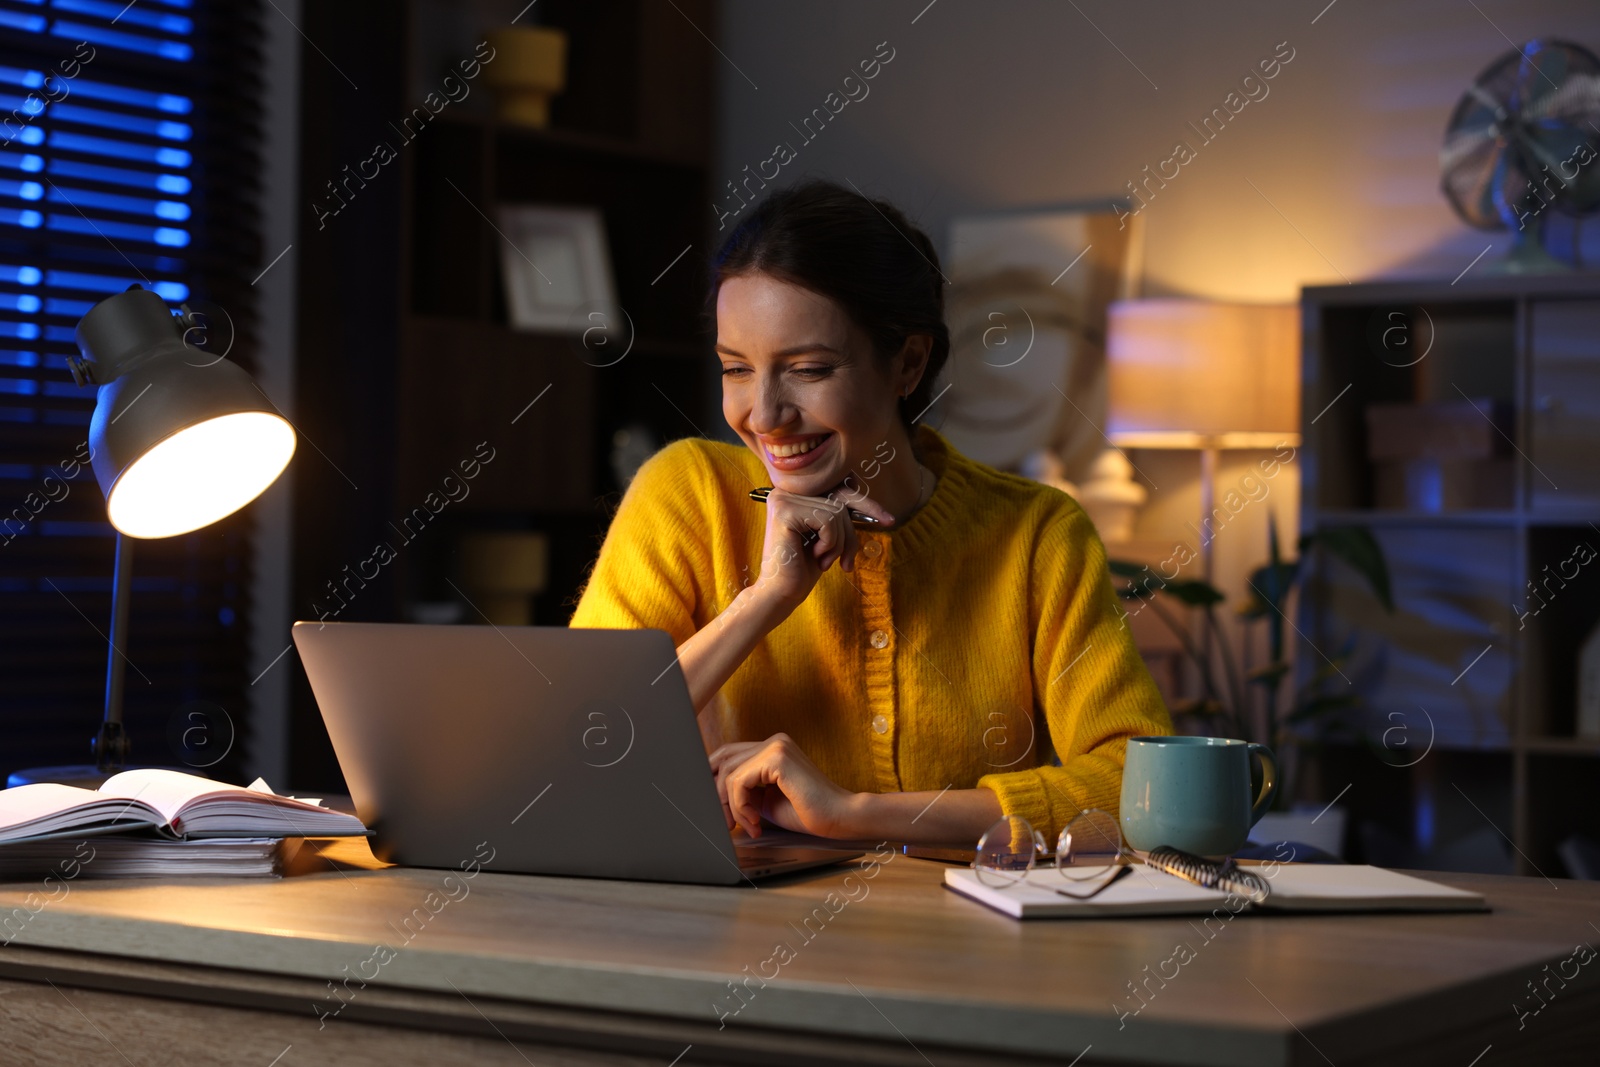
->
<box><xmin>0</xmin><ymin>0</ymin><xmax>264</xmax><ymax>780</ymax></box>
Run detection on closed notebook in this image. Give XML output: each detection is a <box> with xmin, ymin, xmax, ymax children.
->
<box><xmin>0</xmin><ymin>836</ymin><xmax>285</xmax><ymax>880</ymax></box>
<box><xmin>0</xmin><ymin>769</ymin><xmax>367</xmax><ymax>843</ymax></box>
<box><xmin>944</xmin><ymin>863</ymin><xmax>1488</xmax><ymax>919</ymax></box>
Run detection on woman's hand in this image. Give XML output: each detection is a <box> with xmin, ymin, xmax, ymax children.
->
<box><xmin>709</xmin><ymin>733</ymin><xmax>1009</xmax><ymax>843</ymax></box>
<box><xmin>710</xmin><ymin>733</ymin><xmax>860</xmax><ymax>839</ymax></box>
<box><xmin>673</xmin><ymin>482</ymin><xmax>892</xmax><ymax>718</ymax></box>
<box><xmin>752</xmin><ymin>485</ymin><xmax>895</xmax><ymax>610</ymax></box>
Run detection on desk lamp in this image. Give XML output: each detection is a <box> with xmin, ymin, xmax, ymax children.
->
<box><xmin>7</xmin><ymin>285</ymin><xmax>296</xmax><ymax>788</ymax></box>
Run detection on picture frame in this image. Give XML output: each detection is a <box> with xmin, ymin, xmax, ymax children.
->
<box><xmin>495</xmin><ymin>203</ymin><xmax>618</xmax><ymax>334</ymax></box>
<box><xmin>937</xmin><ymin>199</ymin><xmax>1144</xmax><ymax>478</ymax></box>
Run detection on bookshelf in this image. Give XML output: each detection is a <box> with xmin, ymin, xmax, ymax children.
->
<box><xmin>1299</xmin><ymin>273</ymin><xmax>1600</xmax><ymax>877</ymax></box>
<box><xmin>290</xmin><ymin>0</ymin><xmax>716</xmax><ymax>789</ymax></box>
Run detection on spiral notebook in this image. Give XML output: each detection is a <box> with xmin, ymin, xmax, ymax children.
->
<box><xmin>943</xmin><ymin>863</ymin><xmax>1488</xmax><ymax>919</ymax></box>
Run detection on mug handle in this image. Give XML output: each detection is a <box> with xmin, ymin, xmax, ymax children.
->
<box><xmin>1247</xmin><ymin>744</ymin><xmax>1279</xmax><ymax>826</ymax></box>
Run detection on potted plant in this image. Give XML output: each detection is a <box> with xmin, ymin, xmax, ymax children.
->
<box><xmin>1108</xmin><ymin>516</ymin><xmax>1394</xmax><ymax>838</ymax></box>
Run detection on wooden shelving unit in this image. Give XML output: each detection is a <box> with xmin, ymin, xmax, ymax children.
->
<box><xmin>1299</xmin><ymin>272</ymin><xmax>1600</xmax><ymax>877</ymax></box>
<box><xmin>291</xmin><ymin>0</ymin><xmax>715</xmax><ymax>789</ymax></box>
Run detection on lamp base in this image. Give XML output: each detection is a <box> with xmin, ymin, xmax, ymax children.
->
<box><xmin>6</xmin><ymin>764</ymin><xmax>186</xmax><ymax>789</ymax></box>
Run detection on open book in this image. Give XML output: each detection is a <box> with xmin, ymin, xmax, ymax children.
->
<box><xmin>944</xmin><ymin>863</ymin><xmax>1488</xmax><ymax>919</ymax></box>
<box><xmin>0</xmin><ymin>769</ymin><xmax>368</xmax><ymax>843</ymax></box>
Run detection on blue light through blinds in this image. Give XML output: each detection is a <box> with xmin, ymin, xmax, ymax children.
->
<box><xmin>0</xmin><ymin>0</ymin><xmax>259</xmax><ymax>782</ymax></box>
<box><xmin>0</xmin><ymin>0</ymin><xmax>194</xmax><ymax>427</ymax></box>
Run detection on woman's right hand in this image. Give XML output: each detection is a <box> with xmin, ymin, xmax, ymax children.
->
<box><xmin>673</xmin><ymin>482</ymin><xmax>894</xmax><ymax>717</ymax></box>
<box><xmin>753</xmin><ymin>485</ymin><xmax>895</xmax><ymax>610</ymax></box>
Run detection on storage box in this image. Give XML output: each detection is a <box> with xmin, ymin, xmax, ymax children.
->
<box><xmin>1372</xmin><ymin>457</ymin><xmax>1515</xmax><ymax>511</ymax></box>
<box><xmin>1365</xmin><ymin>399</ymin><xmax>1511</xmax><ymax>462</ymax></box>
<box><xmin>1366</xmin><ymin>400</ymin><xmax>1513</xmax><ymax>510</ymax></box>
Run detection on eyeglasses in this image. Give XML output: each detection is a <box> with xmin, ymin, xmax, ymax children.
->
<box><xmin>973</xmin><ymin>809</ymin><xmax>1135</xmax><ymax>900</ymax></box>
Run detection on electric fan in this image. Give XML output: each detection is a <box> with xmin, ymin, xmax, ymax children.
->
<box><xmin>1440</xmin><ymin>39</ymin><xmax>1600</xmax><ymax>272</ymax></box>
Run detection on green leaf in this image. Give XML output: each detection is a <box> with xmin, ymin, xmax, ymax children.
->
<box><xmin>1236</xmin><ymin>592</ymin><xmax>1270</xmax><ymax>619</ymax></box>
<box><xmin>1303</xmin><ymin>526</ymin><xmax>1394</xmax><ymax>613</ymax></box>
<box><xmin>1248</xmin><ymin>662</ymin><xmax>1291</xmax><ymax>688</ymax></box>
<box><xmin>1247</xmin><ymin>560</ymin><xmax>1299</xmax><ymax>607</ymax></box>
<box><xmin>1162</xmin><ymin>579</ymin><xmax>1225</xmax><ymax>607</ymax></box>
<box><xmin>1107</xmin><ymin>560</ymin><xmax>1224</xmax><ymax>608</ymax></box>
<box><xmin>1305</xmin><ymin>657</ymin><xmax>1351</xmax><ymax>686</ymax></box>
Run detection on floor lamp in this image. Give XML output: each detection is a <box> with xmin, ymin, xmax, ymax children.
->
<box><xmin>8</xmin><ymin>286</ymin><xmax>297</xmax><ymax>789</ymax></box>
<box><xmin>1105</xmin><ymin>299</ymin><xmax>1300</xmax><ymax>732</ymax></box>
<box><xmin>1106</xmin><ymin>299</ymin><xmax>1300</xmax><ymax>580</ymax></box>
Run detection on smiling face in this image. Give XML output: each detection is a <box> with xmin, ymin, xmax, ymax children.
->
<box><xmin>716</xmin><ymin>271</ymin><xmax>920</xmax><ymax>497</ymax></box>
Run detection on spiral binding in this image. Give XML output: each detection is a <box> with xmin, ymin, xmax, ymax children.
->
<box><xmin>1146</xmin><ymin>846</ymin><xmax>1272</xmax><ymax>904</ymax></box>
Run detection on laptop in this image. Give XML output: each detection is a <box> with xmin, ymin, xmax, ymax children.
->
<box><xmin>291</xmin><ymin>621</ymin><xmax>859</xmax><ymax>885</ymax></box>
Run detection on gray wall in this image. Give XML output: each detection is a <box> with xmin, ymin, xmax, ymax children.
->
<box><xmin>715</xmin><ymin>0</ymin><xmax>1600</xmax><ymax>300</ymax></box>
<box><xmin>712</xmin><ymin>1</ymin><xmax>1600</xmax><ymax>763</ymax></box>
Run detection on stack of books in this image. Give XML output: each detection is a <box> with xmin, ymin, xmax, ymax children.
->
<box><xmin>0</xmin><ymin>768</ymin><xmax>369</xmax><ymax>879</ymax></box>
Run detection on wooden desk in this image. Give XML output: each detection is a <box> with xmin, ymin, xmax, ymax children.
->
<box><xmin>0</xmin><ymin>844</ymin><xmax>1594</xmax><ymax>1066</ymax></box>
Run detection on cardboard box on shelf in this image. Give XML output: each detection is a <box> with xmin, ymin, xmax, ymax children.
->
<box><xmin>1366</xmin><ymin>400</ymin><xmax>1514</xmax><ymax>510</ymax></box>
<box><xmin>1371</xmin><ymin>457</ymin><xmax>1515</xmax><ymax>511</ymax></box>
<box><xmin>1365</xmin><ymin>399</ymin><xmax>1511</xmax><ymax>462</ymax></box>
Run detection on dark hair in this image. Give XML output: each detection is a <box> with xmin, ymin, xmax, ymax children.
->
<box><xmin>710</xmin><ymin>179</ymin><xmax>950</xmax><ymax>434</ymax></box>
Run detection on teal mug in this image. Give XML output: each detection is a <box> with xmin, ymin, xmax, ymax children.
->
<box><xmin>1120</xmin><ymin>736</ymin><xmax>1278</xmax><ymax>857</ymax></box>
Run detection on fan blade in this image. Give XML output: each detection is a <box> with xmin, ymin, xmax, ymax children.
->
<box><xmin>1442</xmin><ymin>129</ymin><xmax>1512</xmax><ymax>229</ymax></box>
<box><xmin>1442</xmin><ymin>40</ymin><xmax>1600</xmax><ymax>230</ymax></box>
<box><xmin>1520</xmin><ymin>73</ymin><xmax>1600</xmax><ymax>124</ymax></box>
<box><xmin>1465</xmin><ymin>83</ymin><xmax>1511</xmax><ymax>122</ymax></box>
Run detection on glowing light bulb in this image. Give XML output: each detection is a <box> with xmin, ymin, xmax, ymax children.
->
<box><xmin>106</xmin><ymin>412</ymin><xmax>296</xmax><ymax>538</ymax></box>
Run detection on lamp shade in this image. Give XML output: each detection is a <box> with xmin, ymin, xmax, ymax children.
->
<box><xmin>75</xmin><ymin>287</ymin><xmax>296</xmax><ymax>538</ymax></box>
<box><xmin>1106</xmin><ymin>299</ymin><xmax>1299</xmax><ymax>436</ymax></box>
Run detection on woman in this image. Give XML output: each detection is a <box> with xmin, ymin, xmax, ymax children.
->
<box><xmin>571</xmin><ymin>180</ymin><xmax>1171</xmax><ymax>846</ymax></box>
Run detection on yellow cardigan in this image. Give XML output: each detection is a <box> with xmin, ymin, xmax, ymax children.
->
<box><xmin>570</xmin><ymin>425</ymin><xmax>1172</xmax><ymax>840</ymax></box>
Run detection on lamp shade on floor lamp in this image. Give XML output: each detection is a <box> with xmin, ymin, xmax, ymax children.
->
<box><xmin>1106</xmin><ymin>299</ymin><xmax>1299</xmax><ymax>438</ymax></box>
<box><xmin>1104</xmin><ymin>299</ymin><xmax>1299</xmax><ymax>584</ymax></box>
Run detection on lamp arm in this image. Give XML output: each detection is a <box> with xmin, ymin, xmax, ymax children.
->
<box><xmin>95</xmin><ymin>531</ymin><xmax>132</xmax><ymax>772</ymax></box>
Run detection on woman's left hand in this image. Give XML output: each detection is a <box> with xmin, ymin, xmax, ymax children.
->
<box><xmin>710</xmin><ymin>733</ymin><xmax>859</xmax><ymax>839</ymax></box>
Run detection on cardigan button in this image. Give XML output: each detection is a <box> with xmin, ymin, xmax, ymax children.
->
<box><xmin>871</xmin><ymin>714</ymin><xmax>889</xmax><ymax>734</ymax></box>
<box><xmin>869</xmin><ymin>629</ymin><xmax>889</xmax><ymax>649</ymax></box>
<box><xmin>863</xmin><ymin>540</ymin><xmax>882</xmax><ymax>559</ymax></box>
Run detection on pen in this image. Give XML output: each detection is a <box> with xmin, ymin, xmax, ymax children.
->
<box><xmin>748</xmin><ymin>487</ymin><xmax>883</xmax><ymax>526</ymax></box>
